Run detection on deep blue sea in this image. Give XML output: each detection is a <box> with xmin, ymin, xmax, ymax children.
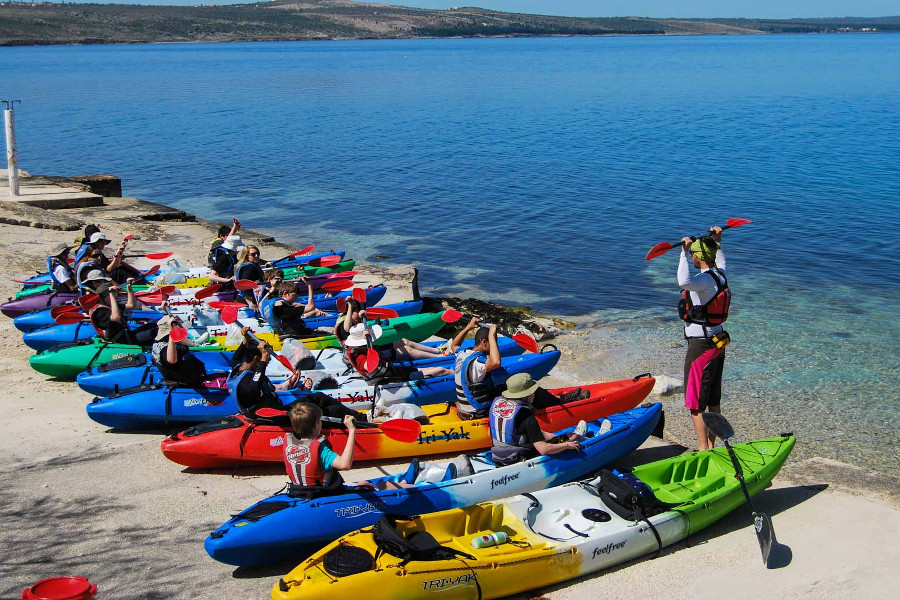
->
<box><xmin>3</xmin><ymin>34</ymin><xmax>899</xmax><ymax>471</ymax></box>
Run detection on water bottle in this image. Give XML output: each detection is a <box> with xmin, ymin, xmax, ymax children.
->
<box><xmin>470</xmin><ymin>531</ymin><xmax>509</xmax><ymax>549</ymax></box>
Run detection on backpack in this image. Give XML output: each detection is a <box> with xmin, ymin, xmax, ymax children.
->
<box><xmin>370</xmin><ymin>515</ymin><xmax>475</xmax><ymax>566</ymax></box>
<box><xmin>597</xmin><ymin>468</ymin><xmax>678</xmax><ymax>522</ymax></box>
<box><xmin>678</xmin><ymin>269</ymin><xmax>731</xmax><ymax>326</ymax></box>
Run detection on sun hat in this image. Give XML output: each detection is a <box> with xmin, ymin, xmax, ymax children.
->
<box><xmin>51</xmin><ymin>243</ymin><xmax>72</xmax><ymax>257</ymax></box>
<box><xmin>83</xmin><ymin>268</ymin><xmax>111</xmax><ymax>284</ymax></box>
<box><xmin>155</xmin><ymin>316</ymin><xmax>173</xmax><ymax>341</ymax></box>
<box><xmin>88</xmin><ymin>232</ymin><xmax>109</xmax><ymax>244</ymax></box>
<box><xmin>344</xmin><ymin>323</ymin><xmax>383</xmax><ymax>348</ymax></box>
<box><xmin>502</xmin><ymin>373</ymin><xmax>541</xmax><ymax>399</ymax></box>
<box><xmin>222</xmin><ymin>235</ymin><xmax>245</xmax><ymax>252</ymax></box>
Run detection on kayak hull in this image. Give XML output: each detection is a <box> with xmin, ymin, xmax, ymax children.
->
<box><xmin>161</xmin><ymin>376</ymin><xmax>655</xmax><ymax>468</ymax></box>
<box><xmin>205</xmin><ymin>402</ymin><xmax>663</xmax><ymax>567</ymax></box>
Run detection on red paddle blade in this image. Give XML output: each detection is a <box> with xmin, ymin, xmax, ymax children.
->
<box><xmin>308</xmin><ymin>255</ymin><xmax>342</xmax><ymax>268</ymax></box>
<box><xmin>645</xmin><ymin>242</ymin><xmax>676</xmax><ymax>261</ymax></box>
<box><xmin>220</xmin><ymin>306</ymin><xmax>239</xmax><ymax>324</ymax></box>
<box><xmin>144</xmin><ymin>252</ymin><xmax>173</xmax><ymax>260</ymax></box>
<box><xmin>365</xmin><ymin>307</ymin><xmax>399</xmax><ymax>319</ymax></box>
<box><xmin>138</xmin><ymin>294</ymin><xmax>164</xmax><ymax>306</ymax></box>
<box><xmin>441</xmin><ymin>309</ymin><xmax>463</xmax><ymax>323</ymax></box>
<box><xmin>207</xmin><ymin>301</ymin><xmax>248</xmax><ymax>310</ymax></box>
<box><xmin>194</xmin><ymin>283</ymin><xmax>221</xmax><ymax>300</ymax></box>
<box><xmin>12</xmin><ymin>279</ymin><xmax>42</xmax><ymax>285</ymax></box>
<box><xmin>78</xmin><ymin>294</ymin><xmax>100</xmax><ymax>311</ymax></box>
<box><xmin>291</xmin><ymin>245</ymin><xmax>315</xmax><ymax>257</ymax></box>
<box><xmin>327</xmin><ymin>270</ymin><xmax>358</xmax><ymax>279</ymax></box>
<box><xmin>50</xmin><ymin>305</ymin><xmax>81</xmax><ymax>318</ymax></box>
<box><xmin>726</xmin><ymin>217</ymin><xmax>753</xmax><ymax>228</ymax></box>
<box><xmin>169</xmin><ymin>326</ymin><xmax>189</xmax><ymax>343</ymax></box>
<box><xmin>335</xmin><ymin>296</ymin><xmax>348</xmax><ymax>313</ymax></box>
<box><xmin>321</xmin><ymin>280</ymin><xmax>353</xmax><ymax>292</ymax></box>
<box><xmin>377</xmin><ymin>419</ymin><xmax>422</xmax><ymax>444</ymax></box>
<box><xmin>352</xmin><ymin>288</ymin><xmax>367</xmax><ymax>304</ymax></box>
<box><xmin>255</xmin><ymin>407</ymin><xmax>287</xmax><ymax>418</ymax></box>
<box><xmin>136</xmin><ymin>285</ymin><xmax>177</xmax><ymax>298</ymax></box>
<box><xmin>143</xmin><ymin>264</ymin><xmax>161</xmax><ymax>276</ymax></box>
<box><xmin>365</xmin><ymin>348</ymin><xmax>381</xmax><ymax>373</ymax></box>
<box><xmin>157</xmin><ymin>285</ymin><xmax>177</xmax><ymax>295</ymax></box>
<box><xmin>275</xmin><ymin>354</ymin><xmax>296</xmax><ymax>373</ymax></box>
<box><xmin>511</xmin><ymin>333</ymin><xmax>539</xmax><ymax>354</ymax></box>
<box><xmin>55</xmin><ymin>312</ymin><xmax>86</xmax><ymax>324</ymax></box>
<box><xmin>123</xmin><ymin>234</ymin><xmax>134</xmax><ymax>241</ymax></box>
<box><xmin>233</xmin><ymin>279</ymin><xmax>259</xmax><ymax>291</ymax></box>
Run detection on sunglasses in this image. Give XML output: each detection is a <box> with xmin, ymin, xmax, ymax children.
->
<box><xmin>249</xmin><ymin>252</ymin><xmax>260</xmax><ymax>257</ymax></box>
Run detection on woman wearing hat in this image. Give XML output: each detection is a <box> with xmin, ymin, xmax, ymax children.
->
<box><xmin>343</xmin><ymin>323</ymin><xmax>452</xmax><ymax>382</ymax></box>
<box><xmin>678</xmin><ymin>225</ymin><xmax>728</xmax><ymax>451</ymax></box>
<box><xmin>489</xmin><ymin>373</ymin><xmax>585</xmax><ymax>466</ymax></box>
<box><xmin>47</xmin><ymin>243</ymin><xmax>76</xmax><ymax>292</ymax></box>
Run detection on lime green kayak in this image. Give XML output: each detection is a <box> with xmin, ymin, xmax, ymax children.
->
<box><xmin>274</xmin><ymin>434</ymin><xmax>796</xmax><ymax>600</ymax></box>
<box><xmin>282</xmin><ymin>259</ymin><xmax>355</xmax><ymax>279</ymax></box>
<box><xmin>29</xmin><ymin>311</ymin><xmax>447</xmax><ymax>380</ymax></box>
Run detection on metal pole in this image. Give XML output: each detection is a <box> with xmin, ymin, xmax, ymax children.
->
<box><xmin>3</xmin><ymin>100</ymin><xmax>21</xmax><ymax>196</ymax></box>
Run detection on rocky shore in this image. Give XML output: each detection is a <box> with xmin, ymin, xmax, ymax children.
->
<box><xmin>1</xmin><ymin>179</ymin><xmax>898</xmax><ymax>599</ymax></box>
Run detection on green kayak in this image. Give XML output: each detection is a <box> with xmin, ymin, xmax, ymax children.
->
<box><xmin>29</xmin><ymin>311</ymin><xmax>447</xmax><ymax>380</ymax></box>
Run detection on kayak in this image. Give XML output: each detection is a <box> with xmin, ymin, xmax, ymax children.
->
<box><xmin>14</xmin><ymin>250</ymin><xmax>347</xmax><ymax>289</ymax></box>
<box><xmin>161</xmin><ymin>375</ymin><xmax>655</xmax><ymax>469</ymax></box>
<box><xmin>272</xmin><ymin>432</ymin><xmax>796</xmax><ymax>600</ymax></box>
<box><xmin>29</xmin><ymin>312</ymin><xmax>448</xmax><ymax>380</ymax></box>
<box><xmin>204</xmin><ymin>402</ymin><xmax>663</xmax><ymax>567</ymax></box>
<box><xmin>76</xmin><ymin>336</ymin><xmax>521</xmax><ymax>397</ymax></box>
<box><xmin>86</xmin><ymin>350</ymin><xmax>560</xmax><ymax>430</ymax></box>
<box><xmin>12</xmin><ymin>285</ymin><xmax>387</xmax><ymax>333</ymax></box>
<box><xmin>21</xmin><ymin>300</ymin><xmax>421</xmax><ymax>352</ymax></box>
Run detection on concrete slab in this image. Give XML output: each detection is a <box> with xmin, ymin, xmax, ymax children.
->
<box><xmin>0</xmin><ymin>168</ymin><xmax>103</xmax><ymax>209</ymax></box>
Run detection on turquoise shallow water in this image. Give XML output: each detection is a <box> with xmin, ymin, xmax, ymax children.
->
<box><xmin>2</xmin><ymin>34</ymin><xmax>899</xmax><ymax>473</ymax></box>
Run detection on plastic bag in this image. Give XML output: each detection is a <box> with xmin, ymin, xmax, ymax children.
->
<box><xmin>224</xmin><ymin>323</ymin><xmax>244</xmax><ymax>347</ymax></box>
<box><xmin>281</xmin><ymin>338</ymin><xmax>315</xmax><ymax>370</ymax></box>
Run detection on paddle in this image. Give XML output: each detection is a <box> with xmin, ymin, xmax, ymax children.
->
<box><xmin>50</xmin><ymin>304</ymin><xmax>81</xmax><ymax>318</ymax></box>
<box><xmin>336</xmin><ymin>296</ymin><xmax>348</xmax><ymax>313</ymax></box>
<box><xmin>353</xmin><ymin>288</ymin><xmax>382</xmax><ymax>373</ymax></box>
<box><xmin>194</xmin><ymin>283</ymin><xmax>222</xmax><ymax>300</ymax></box>
<box><xmin>702</xmin><ymin>412</ymin><xmax>775</xmax><ymax>566</ymax></box>
<box><xmin>327</xmin><ymin>270</ymin><xmax>358</xmax><ymax>279</ymax></box>
<box><xmin>123</xmin><ymin>252</ymin><xmax>174</xmax><ymax>260</ymax></box>
<box><xmin>364</xmin><ymin>307</ymin><xmax>399</xmax><ymax>319</ymax></box>
<box><xmin>321</xmin><ymin>279</ymin><xmax>354</xmax><ymax>292</ymax></box>
<box><xmin>440</xmin><ymin>309</ymin><xmax>539</xmax><ymax>353</ymax></box>
<box><xmin>78</xmin><ymin>294</ymin><xmax>100</xmax><ymax>312</ymax></box>
<box><xmin>254</xmin><ymin>407</ymin><xmax>421</xmax><ymax>443</ymax></box>
<box><xmin>207</xmin><ymin>301</ymin><xmax>249</xmax><ymax>310</ymax></box>
<box><xmin>306</xmin><ymin>255</ymin><xmax>342</xmax><ymax>268</ymax></box>
<box><xmin>132</xmin><ymin>264</ymin><xmax>161</xmax><ymax>284</ymax></box>
<box><xmin>271</xmin><ymin>245</ymin><xmax>315</xmax><ymax>265</ymax></box>
<box><xmin>233</xmin><ymin>279</ymin><xmax>259</xmax><ymax>291</ymax></box>
<box><xmin>55</xmin><ymin>311</ymin><xmax>87</xmax><ymax>324</ymax></box>
<box><xmin>135</xmin><ymin>285</ymin><xmax>177</xmax><ymax>298</ymax></box>
<box><xmin>12</xmin><ymin>279</ymin><xmax>45</xmax><ymax>286</ymax></box>
<box><xmin>169</xmin><ymin>325</ymin><xmax>189</xmax><ymax>343</ymax></box>
<box><xmin>645</xmin><ymin>218</ymin><xmax>753</xmax><ymax>261</ymax></box>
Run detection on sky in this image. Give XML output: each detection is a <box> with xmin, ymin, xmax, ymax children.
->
<box><xmin>42</xmin><ymin>1</ymin><xmax>900</xmax><ymax>19</ymax></box>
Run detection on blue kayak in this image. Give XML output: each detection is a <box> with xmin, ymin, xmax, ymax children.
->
<box><xmin>13</xmin><ymin>284</ymin><xmax>387</xmax><ymax>334</ymax></box>
<box><xmin>85</xmin><ymin>349</ymin><xmax>559</xmax><ymax>430</ymax></box>
<box><xmin>204</xmin><ymin>402</ymin><xmax>663</xmax><ymax>567</ymax></box>
<box><xmin>22</xmin><ymin>297</ymin><xmax>414</xmax><ymax>352</ymax></box>
<box><xmin>76</xmin><ymin>336</ymin><xmax>524</xmax><ymax>397</ymax></box>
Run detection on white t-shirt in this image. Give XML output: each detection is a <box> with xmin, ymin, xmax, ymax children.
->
<box><xmin>53</xmin><ymin>264</ymin><xmax>73</xmax><ymax>286</ymax></box>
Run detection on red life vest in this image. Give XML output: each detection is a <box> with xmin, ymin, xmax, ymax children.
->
<box><xmin>678</xmin><ymin>269</ymin><xmax>731</xmax><ymax>326</ymax></box>
<box><xmin>282</xmin><ymin>434</ymin><xmax>326</xmax><ymax>486</ymax></box>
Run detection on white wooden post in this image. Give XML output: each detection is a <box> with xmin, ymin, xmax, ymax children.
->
<box><xmin>4</xmin><ymin>103</ymin><xmax>20</xmax><ymax>196</ymax></box>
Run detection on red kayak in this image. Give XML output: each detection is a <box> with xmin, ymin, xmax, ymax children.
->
<box><xmin>160</xmin><ymin>375</ymin><xmax>656</xmax><ymax>469</ymax></box>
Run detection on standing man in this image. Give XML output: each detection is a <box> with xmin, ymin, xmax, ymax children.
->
<box><xmin>678</xmin><ymin>226</ymin><xmax>730</xmax><ymax>450</ymax></box>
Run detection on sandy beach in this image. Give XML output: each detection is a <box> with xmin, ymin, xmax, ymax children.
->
<box><xmin>2</xmin><ymin>192</ymin><xmax>899</xmax><ymax>599</ymax></box>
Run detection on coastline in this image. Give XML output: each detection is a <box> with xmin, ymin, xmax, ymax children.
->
<box><xmin>1</xmin><ymin>189</ymin><xmax>898</xmax><ymax>598</ymax></box>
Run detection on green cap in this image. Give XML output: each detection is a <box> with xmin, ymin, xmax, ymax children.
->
<box><xmin>690</xmin><ymin>238</ymin><xmax>718</xmax><ymax>263</ymax></box>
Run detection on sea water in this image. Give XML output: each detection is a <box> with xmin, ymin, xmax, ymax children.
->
<box><xmin>3</xmin><ymin>34</ymin><xmax>899</xmax><ymax>473</ymax></box>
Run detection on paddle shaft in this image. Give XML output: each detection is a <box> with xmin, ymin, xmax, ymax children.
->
<box><xmin>321</xmin><ymin>415</ymin><xmax>378</xmax><ymax>430</ymax></box>
<box><xmin>720</xmin><ymin>437</ymin><xmax>774</xmax><ymax>563</ymax></box>
<box><xmin>664</xmin><ymin>222</ymin><xmax>741</xmax><ymax>250</ymax></box>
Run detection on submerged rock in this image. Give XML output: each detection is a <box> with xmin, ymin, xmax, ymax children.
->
<box><xmin>421</xmin><ymin>296</ymin><xmax>574</xmax><ymax>343</ymax></box>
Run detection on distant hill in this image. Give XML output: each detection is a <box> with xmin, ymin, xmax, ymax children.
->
<box><xmin>0</xmin><ymin>1</ymin><xmax>898</xmax><ymax>46</ymax></box>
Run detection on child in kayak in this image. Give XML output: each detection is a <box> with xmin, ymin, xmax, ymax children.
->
<box><xmin>270</xmin><ymin>279</ymin><xmax>328</xmax><ymax>339</ymax></box>
<box><xmin>336</xmin><ymin>298</ymin><xmax>447</xmax><ymax>360</ymax></box>
<box><xmin>343</xmin><ymin>323</ymin><xmax>452</xmax><ymax>382</ymax></box>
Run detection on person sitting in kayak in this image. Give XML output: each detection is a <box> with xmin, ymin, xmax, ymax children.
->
<box><xmin>489</xmin><ymin>373</ymin><xmax>584</xmax><ymax>466</ymax></box>
<box><xmin>235</xmin><ymin>245</ymin><xmax>273</xmax><ymax>311</ymax></box>
<box><xmin>151</xmin><ymin>312</ymin><xmax>210</xmax><ymax>387</ymax></box>
<box><xmin>208</xmin><ymin>234</ymin><xmax>243</xmax><ymax>288</ymax></box>
<box><xmin>85</xmin><ymin>276</ymin><xmax>159</xmax><ymax>346</ymax></box>
<box><xmin>343</xmin><ymin>323</ymin><xmax>452</xmax><ymax>382</ymax></box>
<box><xmin>83</xmin><ymin>230</ymin><xmax>142</xmax><ymax>284</ymax></box>
<box><xmin>269</xmin><ymin>279</ymin><xmax>328</xmax><ymax>339</ymax></box>
<box><xmin>228</xmin><ymin>331</ymin><xmax>364</xmax><ymax>423</ymax></box>
<box><xmin>335</xmin><ymin>298</ymin><xmax>447</xmax><ymax>360</ymax></box>
<box><xmin>453</xmin><ymin>320</ymin><xmax>502</xmax><ymax>419</ymax></box>
<box><xmin>73</xmin><ymin>224</ymin><xmax>100</xmax><ymax>263</ymax></box>
<box><xmin>47</xmin><ymin>243</ymin><xmax>77</xmax><ymax>292</ymax></box>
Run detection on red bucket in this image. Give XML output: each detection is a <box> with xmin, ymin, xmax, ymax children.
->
<box><xmin>22</xmin><ymin>577</ymin><xmax>97</xmax><ymax>600</ymax></box>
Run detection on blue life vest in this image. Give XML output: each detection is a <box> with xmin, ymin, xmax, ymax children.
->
<box><xmin>74</xmin><ymin>242</ymin><xmax>90</xmax><ymax>264</ymax></box>
<box><xmin>75</xmin><ymin>260</ymin><xmax>103</xmax><ymax>292</ymax></box>
<box><xmin>236</xmin><ymin>261</ymin><xmax>264</xmax><ymax>283</ymax></box>
<box><xmin>488</xmin><ymin>396</ymin><xmax>534</xmax><ymax>464</ymax></box>
<box><xmin>208</xmin><ymin>246</ymin><xmax>236</xmax><ymax>278</ymax></box>
<box><xmin>454</xmin><ymin>350</ymin><xmax>493</xmax><ymax>416</ymax></box>
<box><xmin>259</xmin><ymin>296</ymin><xmax>281</xmax><ymax>330</ymax></box>
<box><xmin>226</xmin><ymin>368</ymin><xmax>277</xmax><ymax>417</ymax></box>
